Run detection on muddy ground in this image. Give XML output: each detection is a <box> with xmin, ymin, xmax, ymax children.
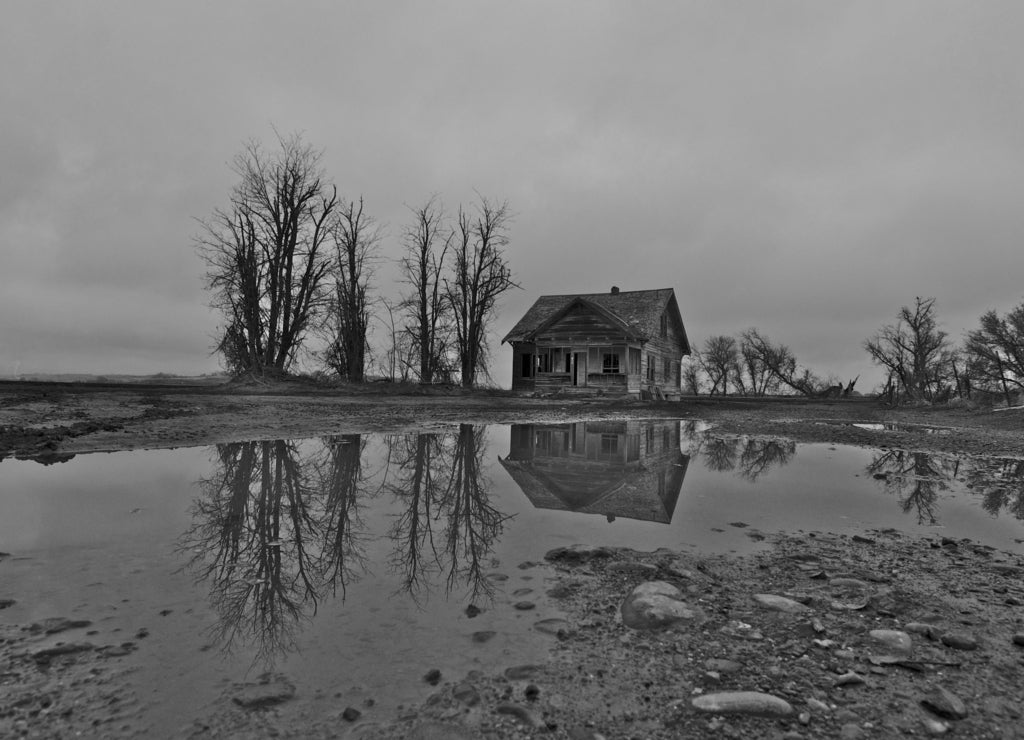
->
<box><xmin>1</xmin><ymin>381</ymin><xmax>1022</xmax><ymax>738</ymax></box>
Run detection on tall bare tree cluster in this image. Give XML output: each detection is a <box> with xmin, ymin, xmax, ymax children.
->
<box><xmin>864</xmin><ymin>297</ymin><xmax>952</xmax><ymax>403</ymax></box>
<box><xmin>964</xmin><ymin>299</ymin><xmax>1024</xmax><ymax>404</ymax></box>
<box><xmin>197</xmin><ymin>134</ymin><xmax>516</xmax><ymax>386</ymax></box>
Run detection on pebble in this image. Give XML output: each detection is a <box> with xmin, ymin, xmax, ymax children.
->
<box><xmin>514</xmin><ymin>601</ymin><xmax>536</xmax><ymax>611</ymax></box>
<box><xmin>921</xmin><ymin>717</ymin><xmax>950</xmax><ymax>735</ymax></box>
<box><xmin>833</xmin><ymin>671</ymin><xmax>865</xmax><ymax>687</ymax></box>
<box><xmin>465</xmin><ymin>604</ymin><xmax>481</xmax><ymax>618</ymax></box>
<box><xmin>232</xmin><ymin>675</ymin><xmax>296</xmax><ymax>708</ymax></box>
<box><xmin>805</xmin><ymin>697</ymin><xmax>831</xmax><ymax>713</ymax></box>
<box><xmin>471</xmin><ymin>630</ymin><xmax>496</xmax><ymax>643</ymax></box>
<box><xmin>621</xmin><ymin>581</ymin><xmax>705</xmax><ymax>631</ymax></box>
<box><xmin>869</xmin><ymin>629</ymin><xmax>912</xmax><ymax>654</ymax></box>
<box><xmin>341</xmin><ymin>707</ymin><xmax>361</xmax><ymax>721</ymax></box>
<box><xmin>839</xmin><ymin>722</ymin><xmax>863</xmax><ymax>739</ymax></box>
<box><xmin>496</xmin><ymin>702</ymin><xmax>544</xmax><ymax>727</ymax></box>
<box><xmin>1012</xmin><ymin>633</ymin><xmax>1024</xmax><ymax>647</ymax></box>
<box><xmin>921</xmin><ymin>686</ymin><xmax>968</xmax><ymax>720</ymax></box>
<box><xmin>704</xmin><ymin>658</ymin><xmax>742</xmax><ymax>674</ymax></box>
<box><xmin>905</xmin><ymin>622</ymin><xmax>942</xmax><ymax>640</ymax></box>
<box><xmin>691</xmin><ymin>691</ymin><xmax>794</xmax><ymax>717</ymax></box>
<box><xmin>940</xmin><ymin>631</ymin><xmax>979</xmax><ymax>650</ymax></box>
<box><xmin>505</xmin><ymin>664</ymin><xmax>543</xmax><ymax>680</ymax></box>
<box><xmin>423</xmin><ymin>668</ymin><xmax>441</xmax><ymax>685</ymax></box>
<box><xmin>752</xmin><ymin>594</ymin><xmax>811</xmax><ymax>613</ymax></box>
<box><xmin>452</xmin><ymin>683</ymin><xmax>480</xmax><ymax>706</ymax></box>
<box><xmin>534</xmin><ymin>618</ymin><xmax>570</xmax><ymax>636</ymax></box>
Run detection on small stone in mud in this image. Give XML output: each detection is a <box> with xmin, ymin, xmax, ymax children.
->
<box><xmin>921</xmin><ymin>717</ymin><xmax>951</xmax><ymax>735</ymax></box>
<box><xmin>232</xmin><ymin>675</ymin><xmax>296</xmax><ymax>709</ymax></box>
<box><xmin>33</xmin><ymin>642</ymin><xmax>95</xmax><ymax>662</ymax></box>
<box><xmin>869</xmin><ymin>629</ymin><xmax>912</xmax><ymax>654</ymax></box>
<box><xmin>1012</xmin><ymin>633</ymin><xmax>1024</xmax><ymax>647</ymax></box>
<box><xmin>514</xmin><ymin>601</ymin><xmax>536</xmax><ymax>611</ymax></box>
<box><xmin>534</xmin><ymin>618</ymin><xmax>569</xmax><ymax>636</ymax></box>
<box><xmin>0</xmin><ymin>599</ymin><xmax>15</xmax><ymax>609</ymax></box>
<box><xmin>921</xmin><ymin>686</ymin><xmax>968</xmax><ymax>719</ymax></box>
<box><xmin>691</xmin><ymin>691</ymin><xmax>794</xmax><ymax>717</ymax></box>
<box><xmin>524</xmin><ymin>683</ymin><xmax>540</xmax><ymax>700</ymax></box>
<box><xmin>485</xmin><ymin>572</ymin><xmax>509</xmax><ymax>582</ymax></box>
<box><xmin>453</xmin><ymin>683</ymin><xmax>480</xmax><ymax>706</ymax></box>
<box><xmin>753</xmin><ymin>593</ymin><xmax>811</xmax><ymax>613</ymax></box>
<box><xmin>505</xmin><ymin>664</ymin><xmax>542</xmax><ymax>680</ymax></box>
<box><xmin>496</xmin><ymin>702</ymin><xmax>544</xmax><ymax>727</ymax></box>
<box><xmin>423</xmin><ymin>668</ymin><xmax>442</xmax><ymax>685</ymax></box>
<box><xmin>621</xmin><ymin>581</ymin><xmax>705</xmax><ymax>630</ymax></box>
<box><xmin>940</xmin><ymin>632</ymin><xmax>979</xmax><ymax>650</ymax></box>
<box><xmin>159</xmin><ymin>609</ymin><xmax>172</xmax><ymax>616</ymax></box>
<box><xmin>905</xmin><ymin>622</ymin><xmax>942</xmax><ymax>640</ymax></box>
<box><xmin>834</xmin><ymin>671</ymin><xmax>866</xmax><ymax>687</ymax></box>
<box><xmin>851</xmin><ymin>534</ymin><xmax>875</xmax><ymax>544</ymax></box>
<box><xmin>512</xmin><ymin>588</ymin><xmax>533</xmax><ymax>596</ymax></box>
<box><xmin>729</xmin><ymin>521</ymin><xmax>749</xmax><ymax>528</ymax></box>
<box><xmin>471</xmin><ymin>630</ymin><xmax>496</xmax><ymax>643</ymax></box>
<box><xmin>135</xmin><ymin>627</ymin><xmax>149</xmax><ymax>639</ymax></box>
<box><xmin>341</xmin><ymin>706</ymin><xmax>361</xmax><ymax>721</ymax></box>
<box><xmin>465</xmin><ymin>604</ymin><xmax>482</xmax><ymax>618</ymax></box>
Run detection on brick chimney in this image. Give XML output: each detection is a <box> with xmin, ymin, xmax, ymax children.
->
<box><xmin>610</xmin><ymin>286</ymin><xmax>620</xmax><ymax>294</ymax></box>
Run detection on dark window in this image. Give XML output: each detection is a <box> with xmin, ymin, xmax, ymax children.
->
<box><xmin>629</xmin><ymin>347</ymin><xmax>641</xmax><ymax>374</ymax></box>
<box><xmin>602</xmin><ymin>353</ymin><xmax>620</xmax><ymax>373</ymax></box>
<box><xmin>600</xmin><ymin>434</ymin><xmax>619</xmax><ymax>454</ymax></box>
<box><xmin>663</xmin><ymin>357</ymin><xmax>670</xmax><ymax>380</ymax></box>
<box><xmin>536</xmin><ymin>350</ymin><xmax>552</xmax><ymax>373</ymax></box>
<box><xmin>520</xmin><ymin>354</ymin><xmax>532</xmax><ymax>378</ymax></box>
<box><xmin>660</xmin><ymin>313</ymin><xmax>668</xmax><ymax>338</ymax></box>
<box><xmin>564</xmin><ymin>351</ymin><xmax>572</xmax><ymax>373</ymax></box>
<box><xmin>647</xmin><ymin>355</ymin><xmax>656</xmax><ymax>382</ymax></box>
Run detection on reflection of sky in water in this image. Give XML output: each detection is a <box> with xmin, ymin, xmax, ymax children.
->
<box><xmin>0</xmin><ymin>420</ymin><xmax>1022</xmax><ymax>728</ymax></box>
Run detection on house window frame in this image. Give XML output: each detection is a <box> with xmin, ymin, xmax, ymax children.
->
<box><xmin>602</xmin><ymin>352</ymin><xmax>621</xmax><ymax>374</ymax></box>
<box><xmin>660</xmin><ymin>313</ymin><xmax>668</xmax><ymax>338</ymax></box>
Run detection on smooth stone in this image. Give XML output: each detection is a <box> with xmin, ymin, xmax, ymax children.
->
<box><xmin>921</xmin><ymin>717</ymin><xmax>950</xmax><ymax>735</ymax></box>
<box><xmin>423</xmin><ymin>668</ymin><xmax>441</xmax><ymax>685</ymax></box>
<box><xmin>496</xmin><ymin>702</ymin><xmax>544</xmax><ymax>727</ymax></box>
<box><xmin>452</xmin><ymin>684</ymin><xmax>480</xmax><ymax>706</ymax></box>
<box><xmin>940</xmin><ymin>632</ymin><xmax>979</xmax><ymax>650</ymax></box>
<box><xmin>834</xmin><ymin>671</ymin><xmax>865</xmax><ymax>686</ymax></box>
<box><xmin>753</xmin><ymin>594</ymin><xmax>811</xmax><ymax>613</ymax></box>
<box><xmin>805</xmin><ymin>697</ymin><xmax>831</xmax><ymax>713</ymax></box>
<box><xmin>341</xmin><ymin>707</ymin><xmax>361</xmax><ymax>721</ymax></box>
<box><xmin>1012</xmin><ymin>633</ymin><xmax>1024</xmax><ymax>647</ymax></box>
<box><xmin>514</xmin><ymin>601</ymin><xmax>536</xmax><ymax>611</ymax></box>
<box><xmin>704</xmin><ymin>658</ymin><xmax>743</xmax><ymax>674</ymax></box>
<box><xmin>471</xmin><ymin>630</ymin><xmax>496</xmax><ymax>643</ymax></box>
<box><xmin>921</xmin><ymin>686</ymin><xmax>968</xmax><ymax>719</ymax></box>
<box><xmin>869</xmin><ymin>629</ymin><xmax>912</xmax><ymax>653</ymax></box>
<box><xmin>839</xmin><ymin>723</ymin><xmax>863</xmax><ymax>739</ymax></box>
<box><xmin>691</xmin><ymin>691</ymin><xmax>794</xmax><ymax>717</ymax></box>
<box><xmin>905</xmin><ymin>622</ymin><xmax>942</xmax><ymax>640</ymax></box>
<box><xmin>232</xmin><ymin>675</ymin><xmax>296</xmax><ymax>708</ymax></box>
<box><xmin>621</xmin><ymin>581</ymin><xmax>705</xmax><ymax>631</ymax></box>
<box><xmin>534</xmin><ymin>618</ymin><xmax>569</xmax><ymax>635</ymax></box>
<box><xmin>505</xmin><ymin>664</ymin><xmax>543</xmax><ymax>680</ymax></box>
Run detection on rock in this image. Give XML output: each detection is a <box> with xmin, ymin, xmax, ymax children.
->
<box><xmin>704</xmin><ymin>658</ymin><xmax>743</xmax><ymax>674</ymax></box>
<box><xmin>485</xmin><ymin>572</ymin><xmax>509</xmax><ymax>582</ymax></box>
<box><xmin>232</xmin><ymin>675</ymin><xmax>296</xmax><ymax>708</ymax></box>
<box><xmin>423</xmin><ymin>668</ymin><xmax>441</xmax><ymax>685</ymax></box>
<box><xmin>1012</xmin><ymin>633</ymin><xmax>1024</xmax><ymax>647</ymax></box>
<box><xmin>851</xmin><ymin>534</ymin><xmax>875</xmax><ymax>544</ymax></box>
<box><xmin>32</xmin><ymin>642</ymin><xmax>95</xmax><ymax>662</ymax></box>
<box><xmin>921</xmin><ymin>686</ymin><xmax>968</xmax><ymax>720</ymax></box>
<box><xmin>512</xmin><ymin>588</ymin><xmax>533</xmax><ymax>597</ymax></box>
<box><xmin>453</xmin><ymin>683</ymin><xmax>480</xmax><ymax>706</ymax></box>
<box><xmin>524</xmin><ymin>683</ymin><xmax>540</xmax><ymax>700</ymax></box>
<box><xmin>471</xmin><ymin>630</ymin><xmax>496</xmax><ymax>643</ymax></box>
<box><xmin>341</xmin><ymin>707</ymin><xmax>361</xmax><ymax>721</ymax></box>
<box><xmin>839</xmin><ymin>722</ymin><xmax>863</xmax><ymax>739</ymax></box>
<box><xmin>28</xmin><ymin>617</ymin><xmax>93</xmax><ymax>634</ymax></box>
<box><xmin>544</xmin><ymin>544</ymin><xmax>615</xmax><ymax>565</ymax></box>
<box><xmin>534</xmin><ymin>618</ymin><xmax>569</xmax><ymax>636</ymax></box>
<box><xmin>514</xmin><ymin>601</ymin><xmax>536</xmax><ymax>611</ymax></box>
<box><xmin>921</xmin><ymin>717</ymin><xmax>950</xmax><ymax>735</ymax></box>
<box><xmin>691</xmin><ymin>691</ymin><xmax>794</xmax><ymax>717</ymax></box>
<box><xmin>834</xmin><ymin>671</ymin><xmax>865</xmax><ymax>687</ymax></box>
<box><xmin>0</xmin><ymin>599</ymin><xmax>17</xmax><ymax>609</ymax></box>
<box><xmin>905</xmin><ymin>622</ymin><xmax>942</xmax><ymax>640</ymax></box>
<box><xmin>465</xmin><ymin>604</ymin><xmax>482</xmax><ymax>618</ymax></box>
<box><xmin>505</xmin><ymin>664</ymin><xmax>543</xmax><ymax>680</ymax></box>
<box><xmin>753</xmin><ymin>594</ymin><xmax>811</xmax><ymax>613</ymax></box>
<box><xmin>940</xmin><ymin>631</ymin><xmax>979</xmax><ymax>650</ymax></box>
<box><xmin>496</xmin><ymin>702</ymin><xmax>544</xmax><ymax>727</ymax></box>
<box><xmin>805</xmin><ymin>697</ymin><xmax>831</xmax><ymax>713</ymax></box>
<box><xmin>869</xmin><ymin>629</ymin><xmax>912</xmax><ymax>654</ymax></box>
<box><xmin>621</xmin><ymin>581</ymin><xmax>705</xmax><ymax>630</ymax></box>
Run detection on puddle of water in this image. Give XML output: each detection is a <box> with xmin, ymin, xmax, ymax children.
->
<box><xmin>1</xmin><ymin>420</ymin><xmax>1022</xmax><ymax>735</ymax></box>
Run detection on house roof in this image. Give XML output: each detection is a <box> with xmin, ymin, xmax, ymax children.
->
<box><xmin>502</xmin><ymin>287</ymin><xmax>688</xmax><ymax>350</ymax></box>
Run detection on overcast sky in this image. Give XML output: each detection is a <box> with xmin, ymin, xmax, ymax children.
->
<box><xmin>3</xmin><ymin>1</ymin><xmax>1023</xmax><ymax>388</ymax></box>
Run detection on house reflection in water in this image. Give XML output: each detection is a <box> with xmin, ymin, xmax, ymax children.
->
<box><xmin>500</xmin><ymin>420</ymin><xmax>688</xmax><ymax>523</ymax></box>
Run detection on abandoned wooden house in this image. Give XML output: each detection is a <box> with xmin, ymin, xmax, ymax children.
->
<box><xmin>502</xmin><ymin>287</ymin><xmax>690</xmax><ymax>398</ymax></box>
<box><xmin>499</xmin><ymin>420</ymin><xmax>688</xmax><ymax>524</ymax></box>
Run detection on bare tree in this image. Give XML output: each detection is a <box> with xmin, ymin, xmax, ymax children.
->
<box><xmin>322</xmin><ymin>197</ymin><xmax>381</xmax><ymax>381</ymax></box>
<box><xmin>445</xmin><ymin>197</ymin><xmax>518</xmax><ymax>388</ymax></box>
<box><xmin>681</xmin><ymin>354</ymin><xmax>703</xmax><ymax>395</ymax></box>
<box><xmin>737</xmin><ymin>333</ymin><xmax>778</xmax><ymax>395</ymax></box>
<box><xmin>400</xmin><ymin>196</ymin><xmax>454</xmax><ymax>384</ymax></box>
<box><xmin>196</xmin><ymin>133</ymin><xmax>337</xmax><ymax>375</ymax></box>
<box><xmin>699</xmin><ymin>335</ymin><xmax>738</xmax><ymax>395</ymax></box>
<box><xmin>740</xmin><ymin>328</ymin><xmax>823</xmax><ymax>396</ymax></box>
<box><xmin>864</xmin><ymin>297</ymin><xmax>951</xmax><ymax>402</ymax></box>
<box><xmin>964</xmin><ymin>299</ymin><xmax>1024</xmax><ymax>405</ymax></box>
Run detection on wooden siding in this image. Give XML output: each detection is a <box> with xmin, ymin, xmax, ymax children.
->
<box><xmin>535</xmin><ymin>303</ymin><xmax>633</xmax><ymax>344</ymax></box>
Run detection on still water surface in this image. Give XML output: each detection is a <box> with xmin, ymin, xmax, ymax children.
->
<box><xmin>1</xmin><ymin>419</ymin><xmax>1022</xmax><ymax>731</ymax></box>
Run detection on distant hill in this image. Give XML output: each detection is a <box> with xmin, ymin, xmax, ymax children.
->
<box><xmin>0</xmin><ymin>372</ymin><xmax>228</xmax><ymax>386</ymax></box>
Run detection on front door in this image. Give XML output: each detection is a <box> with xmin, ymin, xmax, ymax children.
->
<box><xmin>573</xmin><ymin>352</ymin><xmax>587</xmax><ymax>387</ymax></box>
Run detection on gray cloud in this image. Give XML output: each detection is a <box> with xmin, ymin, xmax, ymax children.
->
<box><xmin>2</xmin><ymin>1</ymin><xmax>1022</xmax><ymax>386</ymax></box>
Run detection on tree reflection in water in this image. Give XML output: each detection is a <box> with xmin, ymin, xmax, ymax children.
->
<box><xmin>687</xmin><ymin>432</ymin><xmax>796</xmax><ymax>481</ymax></box>
<box><xmin>387</xmin><ymin>425</ymin><xmax>511</xmax><ymax>602</ymax></box>
<box><xmin>866</xmin><ymin>450</ymin><xmax>1024</xmax><ymax>525</ymax></box>
<box><xmin>181</xmin><ymin>427</ymin><xmax>511</xmax><ymax>664</ymax></box>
